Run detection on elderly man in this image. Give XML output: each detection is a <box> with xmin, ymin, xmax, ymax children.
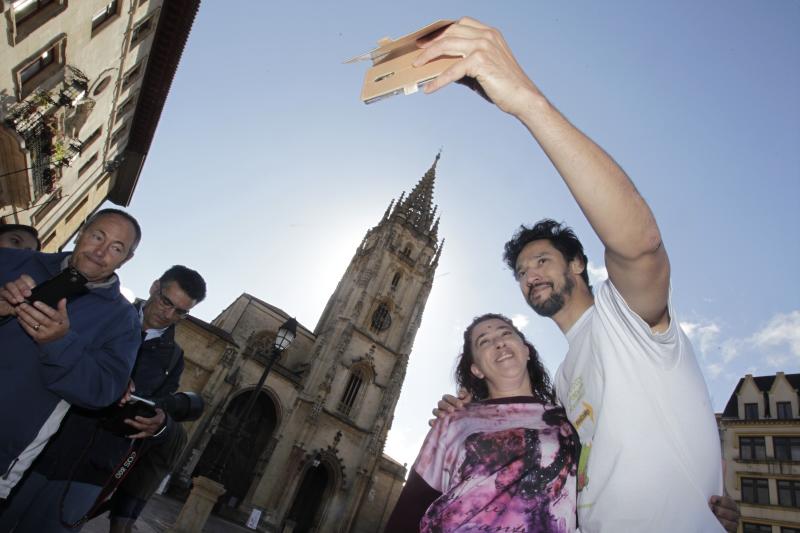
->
<box><xmin>0</xmin><ymin>266</ymin><xmax>205</xmax><ymax>531</ymax></box>
<box><xmin>425</xmin><ymin>18</ymin><xmax>739</xmax><ymax>532</ymax></box>
<box><xmin>0</xmin><ymin>209</ymin><xmax>141</xmax><ymax>504</ymax></box>
<box><xmin>0</xmin><ymin>265</ymin><xmax>206</xmax><ymax>533</ymax></box>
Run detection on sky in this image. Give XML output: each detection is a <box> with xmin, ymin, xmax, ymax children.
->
<box><xmin>111</xmin><ymin>1</ymin><xmax>800</xmax><ymax>470</ymax></box>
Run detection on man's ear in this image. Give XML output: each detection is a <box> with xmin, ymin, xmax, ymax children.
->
<box><xmin>570</xmin><ymin>256</ymin><xmax>586</xmax><ymax>276</ymax></box>
<box><xmin>148</xmin><ymin>278</ymin><xmax>159</xmax><ymax>298</ymax></box>
<box><xmin>470</xmin><ymin>364</ymin><xmax>485</xmax><ymax>380</ymax></box>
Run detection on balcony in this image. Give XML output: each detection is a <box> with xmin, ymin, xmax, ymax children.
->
<box><xmin>2</xmin><ymin>66</ymin><xmax>88</xmax><ymax>206</ymax></box>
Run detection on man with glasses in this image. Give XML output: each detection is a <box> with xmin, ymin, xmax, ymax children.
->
<box><xmin>0</xmin><ymin>266</ymin><xmax>206</xmax><ymax>531</ymax></box>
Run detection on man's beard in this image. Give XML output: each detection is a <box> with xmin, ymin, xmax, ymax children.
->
<box><xmin>527</xmin><ymin>269</ymin><xmax>575</xmax><ymax>317</ymax></box>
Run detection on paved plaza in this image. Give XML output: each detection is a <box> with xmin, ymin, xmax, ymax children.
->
<box><xmin>83</xmin><ymin>495</ymin><xmax>258</xmax><ymax>533</ymax></box>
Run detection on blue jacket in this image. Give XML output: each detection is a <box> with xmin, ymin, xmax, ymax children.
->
<box><xmin>0</xmin><ymin>249</ymin><xmax>140</xmax><ymax>474</ymax></box>
<box><xmin>35</xmin><ymin>311</ymin><xmax>185</xmax><ymax>485</ymax></box>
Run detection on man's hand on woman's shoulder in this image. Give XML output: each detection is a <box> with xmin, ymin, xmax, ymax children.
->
<box><xmin>428</xmin><ymin>389</ymin><xmax>473</xmax><ymax>427</ymax></box>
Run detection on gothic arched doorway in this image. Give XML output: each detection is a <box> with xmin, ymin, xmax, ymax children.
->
<box><xmin>193</xmin><ymin>390</ymin><xmax>277</xmax><ymax>508</ymax></box>
<box><xmin>285</xmin><ymin>463</ymin><xmax>329</xmax><ymax>533</ymax></box>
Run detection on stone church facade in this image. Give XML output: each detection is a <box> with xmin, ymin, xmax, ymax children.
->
<box><xmin>169</xmin><ymin>156</ymin><xmax>444</xmax><ymax>532</ymax></box>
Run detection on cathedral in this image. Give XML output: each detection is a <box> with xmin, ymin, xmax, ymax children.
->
<box><xmin>168</xmin><ymin>155</ymin><xmax>444</xmax><ymax>532</ymax></box>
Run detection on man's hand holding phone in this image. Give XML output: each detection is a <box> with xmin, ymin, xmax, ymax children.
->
<box><xmin>125</xmin><ymin>407</ymin><xmax>166</xmax><ymax>439</ymax></box>
<box><xmin>0</xmin><ymin>274</ymin><xmax>36</xmax><ymax>315</ymax></box>
<box><xmin>123</xmin><ymin>393</ymin><xmax>166</xmax><ymax>439</ymax></box>
<box><xmin>0</xmin><ymin>269</ymin><xmax>84</xmax><ymax>342</ymax></box>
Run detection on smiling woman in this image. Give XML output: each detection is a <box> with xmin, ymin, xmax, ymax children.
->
<box><xmin>385</xmin><ymin>313</ymin><xmax>577</xmax><ymax>532</ymax></box>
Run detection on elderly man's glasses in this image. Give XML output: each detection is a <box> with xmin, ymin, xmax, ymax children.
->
<box><xmin>158</xmin><ymin>287</ymin><xmax>190</xmax><ymax>317</ymax></box>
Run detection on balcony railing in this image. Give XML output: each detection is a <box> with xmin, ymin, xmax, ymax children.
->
<box><xmin>3</xmin><ymin>66</ymin><xmax>88</xmax><ymax>200</ymax></box>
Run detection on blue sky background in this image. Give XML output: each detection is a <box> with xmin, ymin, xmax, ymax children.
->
<box><xmin>112</xmin><ymin>1</ymin><xmax>800</xmax><ymax>469</ymax></box>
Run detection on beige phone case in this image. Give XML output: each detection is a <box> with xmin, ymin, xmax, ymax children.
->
<box><xmin>346</xmin><ymin>20</ymin><xmax>460</xmax><ymax>104</ymax></box>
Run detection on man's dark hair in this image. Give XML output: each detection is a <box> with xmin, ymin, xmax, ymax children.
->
<box><xmin>503</xmin><ymin>218</ymin><xmax>591</xmax><ymax>291</ymax></box>
<box><xmin>0</xmin><ymin>224</ymin><xmax>41</xmax><ymax>250</ymax></box>
<box><xmin>160</xmin><ymin>265</ymin><xmax>206</xmax><ymax>303</ymax></box>
<box><xmin>455</xmin><ymin>313</ymin><xmax>555</xmax><ymax>403</ymax></box>
<box><xmin>83</xmin><ymin>208</ymin><xmax>142</xmax><ymax>254</ymax></box>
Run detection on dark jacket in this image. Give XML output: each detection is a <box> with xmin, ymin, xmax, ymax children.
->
<box><xmin>35</xmin><ymin>311</ymin><xmax>184</xmax><ymax>486</ymax></box>
<box><xmin>116</xmin><ymin>422</ymin><xmax>188</xmax><ymax>500</ymax></box>
<box><xmin>0</xmin><ymin>249</ymin><xmax>140</xmax><ymax>475</ymax></box>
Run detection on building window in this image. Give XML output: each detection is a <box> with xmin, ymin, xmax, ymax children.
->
<box><xmin>777</xmin><ymin>401</ymin><xmax>793</xmax><ymax>420</ymax></box>
<box><xmin>741</xmin><ymin>477</ymin><xmax>769</xmax><ymax>505</ymax></box>
<box><xmin>390</xmin><ymin>272</ymin><xmax>401</xmax><ymax>290</ymax></box>
<box><xmin>93</xmin><ymin>76</ymin><xmax>112</xmax><ymax>96</ymax></box>
<box><xmin>81</xmin><ymin>126</ymin><xmax>102</xmax><ymax>152</ymax></box>
<box><xmin>740</xmin><ymin>436</ymin><xmax>767</xmax><ymax>461</ymax></box>
<box><xmin>743</xmin><ymin>525</ymin><xmax>772</xmax><ymax>533</ymax></box>
<box><xmin>130</xmin><ymin>13</ymin><xmax>156</xmax><ymax>46</ymax></box>
<box><xmin>774</xmin><ymin>437</ymin><xmax>800</xmax><ymax>461</ymax></box>
<box><xmin>91</xmin><ymin>0</ymin><xmax>119</xmax><ymax>34</ymax></box>
<box><xmin>782</xmin><ymin>527</ymin><xmax>800</xmax><ymax>533</ymax></box>
<box><xmin>401</xmin><ymin>245</ymin><xmax>412</xmax><ymax>258</ymax></box>
<box><xmin>31</xmin><ymin>188</ymin><xmax>62</xmax><ymax>225</ymax></box>
<box><xmin>111</xmin><ymin>124</ymin><xmax>128</xmax><ymax>146</ymax></box>
<box><xmin>78</xmin><ymin>153</ymin><xmax>98</xmax><ymax>177</ymax></box>
<box><xmin>370</xmin><ymin>303</ymin><xmax>391</xmax><ymax>332</ymax></box>
<box><xmin>40</xmin><ymin>230</ymin><xmax>57</xmax><ymax>250</ymax></box>
<box><xmin>64</xmin><ymin>196</ymin><xmax>88</xmax><ymax>225</ymax></box>
<box><xmin>778</xmin><ymin>479</ymin><xmax>800</xmax><ymax>508</ymax></box>
<box><xmin>338</xmin><ymin>369</ymin><xmax>365</xmax><ymax>417</ymax></box>
<box><xmin>14</xmin><ymin>0</ymin><xmax>54</xmax><ymax>24</ymax></box>
<box><xmin>20</xmin><ymin>48</ymin><xmax>54</xmax><ymax>85</ymax></box>
<box><xmin>116</xmin><ymin>93</ymin><xmax>138</xmax><ymax>123</ymax></box>
<box><xmin>11</xmin><ymin>0</ymin><xmax>66</xmax><ymax>44</ymax></box>
<box><xmin>95</xmin><ymin>173</ymin><xmax>111</xmax><ymax>192</ymax></box>
<box><xmin>122</xmin><ymin>59</ymin><xmax>146</xmax><ymax>89</ymax></box>
<box><xmin>744</xmin><ymin>403</ymin><xmax>759</xmax><ymax>420</ymax></box>
<box><xmin>14</xmin><ymin>37</ymin><xmax>66</xmax><ymax>97</ymax></box>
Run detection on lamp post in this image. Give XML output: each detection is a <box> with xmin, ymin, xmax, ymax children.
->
<box><xmin>208</xmin><ymin>316</ymin><xmax>298</xmax><ymax>483</ymax></box>
<box><xmin>169</xmin><ymin>317</ymin><xmax>297</xmax><ymax>533</ymax></box>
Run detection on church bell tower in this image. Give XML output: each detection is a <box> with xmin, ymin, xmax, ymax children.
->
<box><xmin>251</xmin><ymin>153</ymin><xmax>444</xmax><ymax>531</ymax></box>
<box><xmin>305</xmin><ymin>153</ymin><xmax>443</xmax><ymax>527</ymax></box>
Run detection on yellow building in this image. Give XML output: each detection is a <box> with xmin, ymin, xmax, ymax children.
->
<box><xmin>0</xmin><ymin>0</ymin><xmax>199</xmax><ymax>250</ymax></box>
<box><xmin>719</xmin><ymin>372</ymin><xmax>800</xmax><ymax>533</ymax></box>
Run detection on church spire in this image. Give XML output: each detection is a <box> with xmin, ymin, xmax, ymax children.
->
<box><xmin>392</xmin><ymin>151</ymin><xmax>440</xmax><ymax>236</ymax></box>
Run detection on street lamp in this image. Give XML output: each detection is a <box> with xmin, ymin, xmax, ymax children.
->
<box><xmin>208</xmin><ymin>317</ymin><xmax>298</xmax><ymax>483</ymax></box>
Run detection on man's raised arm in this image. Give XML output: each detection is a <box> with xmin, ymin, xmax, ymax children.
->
<box><xmin>416</xmin><ymin>17</ymin><xmax>670</xmax><ymax>329</ymax></box>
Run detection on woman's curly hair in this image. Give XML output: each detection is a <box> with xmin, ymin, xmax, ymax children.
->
<box><xmin>455</xmin><ymin>313</ymin><xmax>555</xmax><ymax>403</ymax></box>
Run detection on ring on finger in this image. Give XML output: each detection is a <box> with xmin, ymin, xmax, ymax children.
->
<box><xmin>33</xmin><ymin>323</ymin><xmax>40</xmax><ymax>331</ymax></box>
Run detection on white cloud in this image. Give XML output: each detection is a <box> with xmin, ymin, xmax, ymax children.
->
<box><xmin>511</xmin><ymin>314</ymin><xmax>530</xmax><ymax>330</ymax></box>
<box><xmin>706</xmin><ymin>363</ymin><xmax>723</xmax><ymax>379</ymax></box>
<box><xmin>750</xmin><ymin>311</ymin><xmax>800</xmax><ymax>358</ymax></box>
<box><xmin>681</xmin><ymin>320</ymin><xmax>721</xmax><ymax>359</ymax></box>
<box><xmin>587</xmin><ymin>261</ymin><xmax>608</xmax><ymax>285</ymax></box>
<box><xmin>766</xmin><ymin>354</ymin><xmax>789</xmax><ymax>368</ymax></box>
<box><xmin>684</xmin><ymin>311</ymin><xmax>799</xmax><ymax>392</ymax></box>
<box><xmin>720</xmin><ymin>339</ymin><xmax>742</xmax><ymax>363</ymax></box>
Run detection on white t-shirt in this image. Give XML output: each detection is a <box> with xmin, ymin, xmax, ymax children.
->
<box><xmin>555</xmin><ymin>280</ymin><xmax>723</xmax><ymax>533</ymax></box>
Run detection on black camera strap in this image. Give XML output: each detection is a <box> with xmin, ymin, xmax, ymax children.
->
<box><xmin>59</xmin><ymin>435</ymin><xmax>149</xmax><ymax>528</ymax></box>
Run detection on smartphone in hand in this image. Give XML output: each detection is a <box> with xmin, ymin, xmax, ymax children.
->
<box><xmin>28</xmin><ymin>267</ymin><xmax>88</xmax><ymax>308</ymax></box>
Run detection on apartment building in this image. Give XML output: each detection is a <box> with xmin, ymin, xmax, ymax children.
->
<box><xmin>719</xmin><ymin>372</ymin><xmax>800</xmax><ymax>533</ymax></box>
<box><xmin>0</xmin><ymin>0</ymin><xmax>199</xmax><ymax>250</ymax></box>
